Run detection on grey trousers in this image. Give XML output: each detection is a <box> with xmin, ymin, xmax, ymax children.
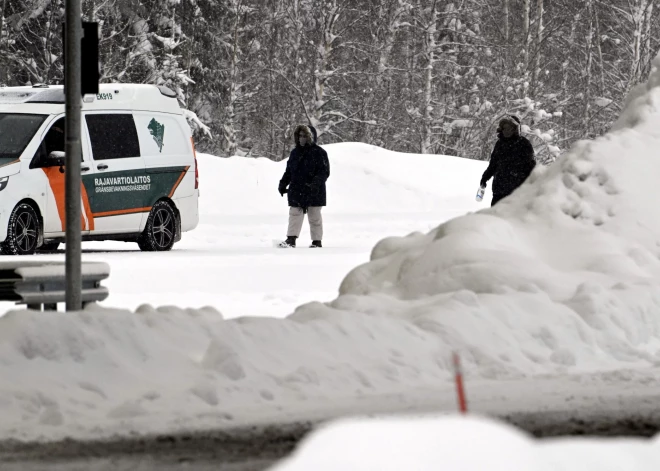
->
<box><xmin>287</xmin><ymin>206</ymin><xmax>323</xmax><ymax>240</ymax></box>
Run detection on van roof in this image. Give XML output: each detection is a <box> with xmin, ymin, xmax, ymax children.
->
<box><xmin>0</xmin><ymin>84</ymin><xmax>182</xmax><ymax>115</ymax></box>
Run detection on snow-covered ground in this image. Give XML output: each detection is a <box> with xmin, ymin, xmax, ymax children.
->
<box><xmin>2</xmin><ymin>55</ymin><xmax>660</xmax><ymax>444</ymax></box>
<box><xmin>0</xmin><ymin>143</ymin><xmax>493</xmax><ymax>441</ymax></box>
<box><xmin>272</xmin><ymin>414</ymin><xmax>660</xmax><ymax>471</ymax></box>
<box><xmin>0</xmin><ymin>143</ymin><xmax>487</xmax><ymax>319</ymax></box>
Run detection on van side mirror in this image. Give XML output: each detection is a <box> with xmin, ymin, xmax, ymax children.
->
<box><xmin>48</xmin><ymin>151</ymin><xmax>65</xmax><ymax>172</ymax></box>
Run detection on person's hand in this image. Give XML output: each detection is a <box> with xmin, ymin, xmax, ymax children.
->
<box><xmin>480</xmin><ymin>179</ymin><xmax>487</xmax><ymax>188</ymax></box>
<box><xmin>279</xmin><ymin>187</ymin><xmax>288</xmax><ymax>197</ymax></box>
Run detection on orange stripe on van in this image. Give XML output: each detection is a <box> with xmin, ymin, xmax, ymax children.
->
<box><xmin>42</xmin><ymin>167</ymin><xmax>66</xmax><ymax>230</ymax></box>
<box><xmin>80</xmin><ymin>183</ymin><xmax>95</xmax><ymax>230</ymax></box>
<box><xmin>93</xmin><ymin>207</ymin><xmax>152</xmax><ymax>218</ymax></box>
<box><xmin>43</xmin><ymin>168</ymin><xmax>95</xmax><ymax>230</ymax></box>
<box><xmin>168</xmin><ymin>166</ymin><xmax>190</xmax><ymax>198</ymax></box>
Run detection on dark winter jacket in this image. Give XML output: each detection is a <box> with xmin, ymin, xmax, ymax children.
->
<box><xmin>481</xmin><ymin>133</ymin><xmax>536</xmax><ymax>198</ymax></box>
<box><xmin>279</xmin><ymin>125</ymin><xmax>330</xmax><ymax>208</ymax></box>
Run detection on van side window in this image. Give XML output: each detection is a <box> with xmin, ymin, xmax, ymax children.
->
<box><xmin>85</xmin><ymin>114</ymin><xmax>141</xmax><ymax>160</ymax></box>
<box><xmin>44</xmin><ymin>118</ymin><xmax>65</xmax><ymax>156</ymax></box>
<box><xmin>30</xmin><ymin>117</ymin><xmax>68</xmax><ymax>169</ymax></box>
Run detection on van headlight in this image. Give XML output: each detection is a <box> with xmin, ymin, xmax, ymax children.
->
<box><xmin>0</xmin><ymin>177</ymin><xmax>8</xmax><ymax>191</ymax></box>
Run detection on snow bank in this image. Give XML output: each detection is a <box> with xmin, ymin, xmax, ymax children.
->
<box><xmin>271</xmin><ymin>415</ymin><xmax>660</xmax><ymax>471</ymax></box>
<box><xmin>4</xmin><ymin>302</ymin><xmax>660</xmax><ymax>441</ymax></box>
<box><xmin>331</xmin><ymin>55</ymin><xmax>660</xmax><ymax>375</ymax></box>
<box><xmin>0</xmin><ymin>303</ymin><xmax>483</xmax><ymax>441</ymax></box>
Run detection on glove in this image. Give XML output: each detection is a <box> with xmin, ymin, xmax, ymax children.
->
<box><xmin>279</xmin><ymin>187</ymin><xmax>288</xmax><ymax>197</ymax></box>
<box><xmin>479</xmin><ymin>179</ymin><xmax>487</xmax><ymax>188</ymax></box>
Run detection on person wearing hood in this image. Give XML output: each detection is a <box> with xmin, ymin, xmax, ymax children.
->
<box><xmin>277</xmin><ymin>124</ymin><xmax>330</xmax><ymax>248</ymax></box>
<box><xmin>480</xmin><ymin>114</ymin><xmax>536</xmax><ymax>206</ymax></box>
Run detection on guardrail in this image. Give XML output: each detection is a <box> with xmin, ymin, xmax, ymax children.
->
<box><xmin>0</xmin><ymin>261</ymin><xmax>109</xmax><ymax>311</ymax></box>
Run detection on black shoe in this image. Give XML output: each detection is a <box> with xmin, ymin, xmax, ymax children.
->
<box><xmin>310</xmin><ymin>240</ymin><xmax>322</xmax><ymax>248</ymax></box>
<box><xmin>278</xmin><ymin>236</ymin><xmax>297</xmax><ymax>248</ymax></box>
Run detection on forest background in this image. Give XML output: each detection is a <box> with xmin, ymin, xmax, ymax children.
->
<box><xmin>1</xmin><ymin>0</ymin><xmax>657</xmax><ymax>162</ymax></box>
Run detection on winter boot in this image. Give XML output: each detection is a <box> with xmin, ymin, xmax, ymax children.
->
<box><xmin>278</xmin><ymin>236</ymin><xmax>297</xmax><ymax>248</ymax></box>
<box><xmin>310</xmin><ymin>240</ymin><xmax>322</xmax><ymax>248</ymax></box>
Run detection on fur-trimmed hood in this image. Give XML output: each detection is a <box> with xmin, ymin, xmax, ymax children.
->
<box><xmin>294</xmin><ymin>125</ymin><xmax>314</xmax><ymax>147</ymax></box>
<box><xmin>497</xmin><ymin>114</ymin><xmax>521</xmax><ymax>136</ymax></box>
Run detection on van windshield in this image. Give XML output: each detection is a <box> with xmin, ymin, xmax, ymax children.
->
<box><xmin>0</xmin><ymin>113</ymin><xmax>47</xmax><ymax>165</ymax></box>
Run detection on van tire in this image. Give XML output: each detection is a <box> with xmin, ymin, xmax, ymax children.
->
<box><xmin>1</xmin><ymin>203</ymin><xmax>41</xmax><ymax>255</ymax></box>
<box><xmin>138</xmin><ymin>201</ymin><xmax>176</xmax><ymax>252</ymax></box>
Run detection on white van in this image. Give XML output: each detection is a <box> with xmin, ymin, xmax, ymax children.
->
<box><xmin>0</xmin><ymin>83</ymin><xmax>199</xmax><ymax>254</ymax></box>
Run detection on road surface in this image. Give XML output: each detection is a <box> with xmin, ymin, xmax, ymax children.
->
<box><xmin>2</xmin><ymin>409</ymin><xmax>660</xmax><ymax>470</ymax></box>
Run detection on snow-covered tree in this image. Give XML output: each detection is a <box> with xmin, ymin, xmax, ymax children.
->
<box><xmin>2</xmin><ymin>0</ymin><xmax>656</xmax><ymax>160</ymax></box>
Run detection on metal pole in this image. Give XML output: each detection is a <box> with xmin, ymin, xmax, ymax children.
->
<box><xmin>65</xmin><ymin>3</ymin><xmax>82</xmax><ymax>311</ymax></box>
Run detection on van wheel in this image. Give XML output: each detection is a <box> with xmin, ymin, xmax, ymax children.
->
<box><xmin>39</xmin><ymin>241</ymin><xmax>61</xmax><ymax>252</ymax></box>
<box><xmin>1</xmin><ymin>203</ymin><xmax>40</xmax><ymax>255</ymax></box>
<box><xmin>138</xmin><ymin>201</ymin><xmax>176</xmax><ymax>252</ymax></box>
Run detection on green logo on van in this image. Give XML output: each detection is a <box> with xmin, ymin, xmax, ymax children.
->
<box><xmin>148</xmin><ymin>118</ymin><xmax>165</xmax><ymax>152</ymax></box>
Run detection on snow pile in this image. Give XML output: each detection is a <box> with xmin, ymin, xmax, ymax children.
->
<box><xmin>330</xmin><ymin>55</ymin><xmax>660</xmax><ymax>376</ymax></box>
<box><xmin>5</xmin><ymin>301</ymin><xmax>660</xmax><ymax>441</ymax></box>
<box><xmin>271</xmin><ymin>414</ymin><xmax>660</xmax><ymax>471</ymax></box>
<box><xmin>0</xmin><ymin>303</ymin><xmax>490</xmax><ymax>441</ymax></box>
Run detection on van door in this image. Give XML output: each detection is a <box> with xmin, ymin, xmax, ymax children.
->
<box><xmin>82</xmin><ymin>112</ymin><xmax>147</xmax><ymax>234</ymax></box>
<box><xmin>31</xmin><ymin>115</ymin><xmax>94</xmax><ymax>235</ymax></box>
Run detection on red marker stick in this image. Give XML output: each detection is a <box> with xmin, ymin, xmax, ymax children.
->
<box><xmin>452</xmin><ymin>352</ymin><xmax>468</xmax><ymax>414</ymax></box>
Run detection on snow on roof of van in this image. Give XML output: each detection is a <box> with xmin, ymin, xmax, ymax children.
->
<box><xmin>0</xmin><ymin>84</ymin><xmax>182</xmax><ymax>114</ymax></box>
<box><xmin>0</xmin><ymin>88</ymin><xmax>42</xmax><ymax>103</ymax></box>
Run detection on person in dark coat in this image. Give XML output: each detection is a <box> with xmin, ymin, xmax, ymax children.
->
<box><xmin>480</xmin><ymin>115</ymin><xmax>536</xmax><ymax>206</ymax></box>
<box><xmin>278</xmin><ymin>124</ymin><xmax>330</xmax><ymax>248</ymax></box>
